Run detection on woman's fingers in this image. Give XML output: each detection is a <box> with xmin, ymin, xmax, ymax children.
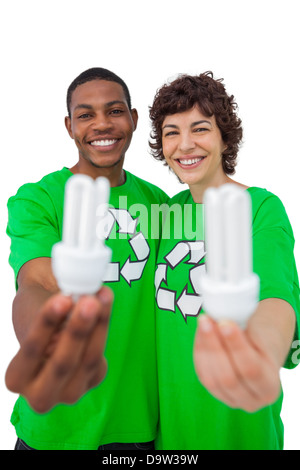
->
<box><xmin>194</xmin><ymin>315</ymin><xmax>280</xmax><ymax>412</ymax></box>
<box><xmin>218</xmin><ymin>321</ymin><xmax>281</xmax><ymax>408</ymax></box>
<box><xmin>194</xmin><ymin>316</ymin><xmax>248</xmax><ymax>408</ymax></box>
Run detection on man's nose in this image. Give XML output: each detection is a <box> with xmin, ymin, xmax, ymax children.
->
<box><xmin>92</xmin><ymin>113</ymin><xmax>113</xmax><ymax>132</ymax></box>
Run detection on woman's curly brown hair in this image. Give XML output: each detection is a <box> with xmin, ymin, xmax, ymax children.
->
<box><xmin>149</xmin><ymin>72</ymin><xmax>243</xmax><ymax>175</ymax></box>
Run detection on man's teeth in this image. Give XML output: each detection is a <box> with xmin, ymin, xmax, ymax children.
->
<box><xmin>178</xmin><ymin>157</ymin><xmax>203</xmax><ymax>166</ymax></box>
<box><xmin>90</xmin><ymin>139</ymin><xmax>118</xmax><ymax>147</ymax></box>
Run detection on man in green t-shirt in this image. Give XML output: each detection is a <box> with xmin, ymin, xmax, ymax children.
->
<box><xmin>5</xmin><ymin>68</ymin><xmax>168</xmax><ymax>450</ymax></box>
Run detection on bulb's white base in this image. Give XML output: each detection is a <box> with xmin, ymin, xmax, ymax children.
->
<box><xmin>200</xmin><ymin>273</ymin><xmax>260</xmax><ymax>329</ymax></box>
<box><xmin>51</xmin><ymin>242</ymin><xmax>111</xmax><ymax>297</ymax></box>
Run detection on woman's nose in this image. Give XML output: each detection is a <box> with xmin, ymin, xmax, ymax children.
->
<box><xmin>178</xmin><ymin>133</ymin><xmax>196</xmax><ymax>153</ymax></box>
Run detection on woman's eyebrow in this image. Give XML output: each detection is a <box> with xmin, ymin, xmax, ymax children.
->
<box><xmin>162</xmin><ymin>124</ymin><xmax>178</xmax><ymax>130</ymax></box>
<box><xmin>162</xmin><ymin>120</ymin><xmax>212</xmax><ymax>130</ymax></box>
<box><xmin>191</xmin><ymin>120</ymin><xmax>212</xmax><ymax>127</ymax></box>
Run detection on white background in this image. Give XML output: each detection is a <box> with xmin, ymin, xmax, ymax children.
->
<box><xmin>0</xmin><ymin>0</ymin><xmax>299</xmax><ymax>450</ymax></box>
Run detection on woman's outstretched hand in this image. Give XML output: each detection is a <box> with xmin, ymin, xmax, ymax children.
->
<box><xmin>193</xmin><ymin>312</ymin><xmax>282</xmax><ymax>412</ymax></box>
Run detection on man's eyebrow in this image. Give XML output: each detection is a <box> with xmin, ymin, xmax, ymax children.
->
<box><xmin>74</xmin><ymin>104</ymin><xmax>93</xmax><ymax>111</ymax></box>
<box><xmin>105</xmin><ymin>100</ymin><xmax>127</xmax><ymax>108</ymax></box>
<box><xmin>74</xmin><ymin>100</ymin><xmax>127</xmax><ymax>111</ymax></box>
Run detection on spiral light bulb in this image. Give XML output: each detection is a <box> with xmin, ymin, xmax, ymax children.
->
<box><xmin>52</xmin><ymin>174</ymin><xmax>111</xmax><ymax>299</ymax></box>
<box><xmin>200</xmin><ymin>184</ymin><xmax>259</xmax><ymax>328</ymax></box>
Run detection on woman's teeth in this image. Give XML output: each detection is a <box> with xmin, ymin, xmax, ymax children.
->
<box><xmin>178</xmin><ymin>157</ymin><xmax>203</xmax><ymax>166</ymax></box>
<box><xmin>90</xmin><ymin>139</ymin><xmax>118</xmax><ymax>147</ymax></box>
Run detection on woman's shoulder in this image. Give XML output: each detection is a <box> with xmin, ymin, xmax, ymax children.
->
<box><xmin>247</xmin><ymin>186</ymin><xmax>293</xmax><ymax>235</ymax></box>
<box><xmin>168</xmin><ymin>189</ymin><xmax>192</xmax><ymax>205</ymax></box>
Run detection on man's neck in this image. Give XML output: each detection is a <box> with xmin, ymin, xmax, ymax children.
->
<box><xmin>69</xmin><ymin>161</ymin><xmax>126</xmax><ymax>187</ymax></box>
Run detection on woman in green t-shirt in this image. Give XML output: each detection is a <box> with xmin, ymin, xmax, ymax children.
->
<box><xmin>149</xmin><ymin>72</ymin><xmax>300</xmax><ymax>450</ymax></box>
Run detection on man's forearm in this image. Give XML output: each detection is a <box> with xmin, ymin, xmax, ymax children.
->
<box><xmin>13</xmin><ymin>284</ymin><xmax>58</xmax><ymax>344</ymax></box>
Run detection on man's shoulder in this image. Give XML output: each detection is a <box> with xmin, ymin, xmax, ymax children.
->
<box><xmin>9</xmin><ymin>168</ymin><xmax>71</xmax><ymax>202</ymax></box>
<box><xmin>27</xmin><ymin>167</ymin><xmax>71</xmax><ymax>193</ymax></box>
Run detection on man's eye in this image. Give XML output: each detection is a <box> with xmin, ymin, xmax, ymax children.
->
<box><xmin>78</xmin><ymin>113</ymin><xmax>91</xmax><ymax>119</ymax></box>
<box><xmin>110</xmin><ymin>109</ymin><xmax>124</xmax><ymax>115</ymax></box>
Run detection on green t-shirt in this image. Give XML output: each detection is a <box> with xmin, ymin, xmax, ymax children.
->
<box><xmin>7</xmin><ymin>167</ymin><xmax>168</xmax><ymax>450</ymax></box>
<box><xmin>155</xmin><ymin>187</ymin><xmax>300</xmax><ymax>450</ymax></box>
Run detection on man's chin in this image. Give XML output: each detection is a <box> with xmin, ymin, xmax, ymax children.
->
<box><xmin>88</xmin><ymin>154</ymin><xmax>125</xmax><ymax>169</ymax></box>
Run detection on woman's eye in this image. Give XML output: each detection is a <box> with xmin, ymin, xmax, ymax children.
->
<box><xmin>164</xmin><ymin>131</ymin><xmax>178</xmax><ymax>137</ymax></box>
<box><xmin>194</xmin><ymin>127</ymin><xmax>208</xmax><ymax>133</ymax></box>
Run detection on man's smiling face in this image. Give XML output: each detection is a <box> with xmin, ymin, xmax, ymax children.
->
<box><xmin>65</xmin><ymin>79</ymin><xmax>138</xmax><ymax>177</ymax></box>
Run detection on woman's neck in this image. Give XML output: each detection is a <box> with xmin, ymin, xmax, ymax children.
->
<box><xmin>189</xmin><ymin>177</ymin><xmax>249</xmax><ymax>203</ymax></box>
<box><xmin>189</xmin><ymin>174</ymin><xmax>234</xmax><ymax>203</ymax></box>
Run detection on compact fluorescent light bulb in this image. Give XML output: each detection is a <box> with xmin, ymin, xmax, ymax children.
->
<box><xmin>200</xmin><ymin>184</ymin><xmax>259</xmax><ymax>328</ymax></box>
<box><xmin>51</xmin><ymin>174</ymin><xmax>111</xmax><ymax>298</ymax></box>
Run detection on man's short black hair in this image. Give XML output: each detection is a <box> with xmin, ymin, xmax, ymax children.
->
<box><xmin>66</xmin><ymin>67</ymin><xmax>132</xmax><ymax>116</ymax></box>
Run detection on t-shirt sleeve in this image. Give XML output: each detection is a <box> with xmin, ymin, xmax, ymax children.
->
<box><xmin>7</xmin><ymin>184</ymin><xmax>61</xmax><ymax>286</ymax></box>
<box><xmin>252</xmin><ymin>192</ymin><xmax>300</xmax><ymax>369</ymax></box>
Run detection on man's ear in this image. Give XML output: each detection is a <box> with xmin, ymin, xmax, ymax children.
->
<box><xmin>131</xmin><ymin>108</ymin><xmax>138</xmax><ymax>131</ymax></box>
<box><xmin>65</xmin><ymin>116</ymin><xmax>73</xmax><ymax>139</ymax></box>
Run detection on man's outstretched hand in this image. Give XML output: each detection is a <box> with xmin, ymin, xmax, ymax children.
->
<box><xmin>5</xmin><ymin>286</ymin><xmax>113</xmax><ymax>413</ymax></box>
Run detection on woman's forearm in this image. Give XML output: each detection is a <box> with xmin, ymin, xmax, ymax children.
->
<box><xmin>247</xmin><ymin>298</ymin><xmax>296</xmax><ymax>369</ymax></box>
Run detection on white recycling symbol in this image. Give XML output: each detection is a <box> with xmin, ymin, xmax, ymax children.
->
<box><xmin>100</xmin><ymin>208</ymin><xmax>150</xmax><ymax>285</ymax></box>
<box><xmin>155</xmin><ymin>241</ymin><xmax>206</xmax><ymax>320</ymax></box>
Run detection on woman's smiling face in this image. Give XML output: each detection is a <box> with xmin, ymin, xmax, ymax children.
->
<box><xmin>162</xmin><ymin>106</ymin><xmax>227</xmax><ymax>189</ymax></box>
